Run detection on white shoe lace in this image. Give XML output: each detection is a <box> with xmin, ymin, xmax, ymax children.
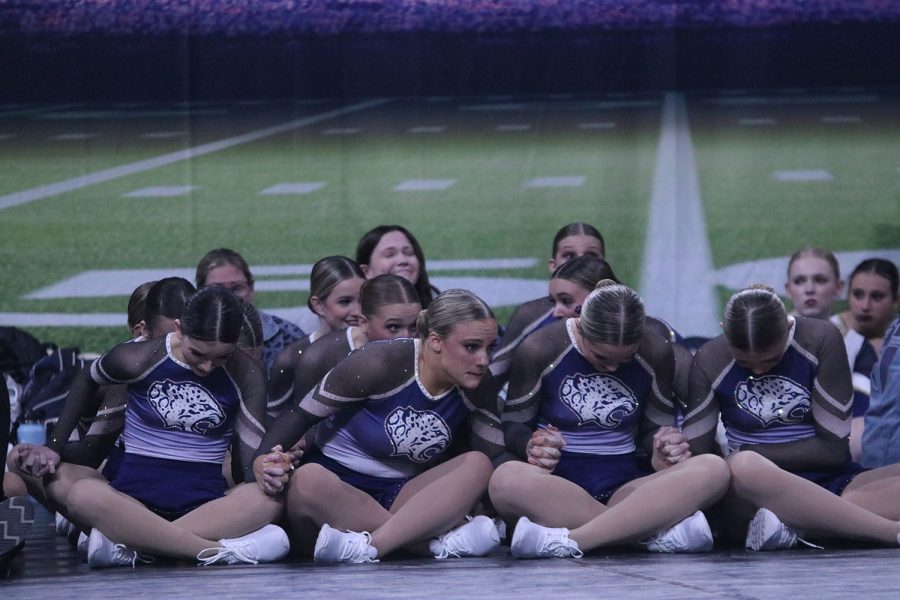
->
<box><xmin>197</xmin><ymin>541</ymin><xmax>259</xmax><ymax>566</ymax></box>
<box><xmin>433</xmin><ymin>516</ymin><xmax>474</xmax><ymax>559</ymax></box>
<box><xmin>541</xmin><ymin>533</ymin><xmax>583</xmax><ymax>558</ymax></box>
<box><xmin>341</xmin><ymin>531</ymin><xmax>378</xmax><ymax>563</ymax></box>
<box><xmin>113</xmin><ymin>543</ymin><xmax>155</xmax><ymax>568</ymax></box>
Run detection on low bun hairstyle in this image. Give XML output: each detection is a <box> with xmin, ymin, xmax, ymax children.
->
<box><xmin>360</xmin><ymin>274</ymin><xmax>420</xmax><ymax>318</ymax></box>
<box><xmin>307</xmin><ymin>256</ymin><xmax>365</xmax><ymax>313</ymax></box>
<box><xmin>416</xmin><ymin>289</ymin><xmax>494</xmax><ymax>340</ymax></box>
<box><xmin>578</xmin><ymin>280</ymin><xmax>645</xmax><ymax>346</ymax></box>
<box><xmin>722</xmin><ymin>285</ymin><xmax>789</xmax><ymax>352</ymax></box>
<box><xmin>179</xmin><ymin>286</ymin><xmax>243</xmax><ymax>344</ymax></box>
<box><xmin>551</xmin><ymin>255</ymin><xmax>618</xmax><ymax>291</ymax></box>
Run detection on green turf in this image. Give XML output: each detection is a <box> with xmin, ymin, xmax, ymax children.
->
<box><xmin>0</xmin><ymin>97</ymin><xmax>660</xmax><ymax>352</ymax></box>
<box><xmin>3</xmin><ymin>94</ymin><xmax>897</xmax><ymax>352</ymax></box>
<box><xmin>690</xmin><ymin>97</ymin><xmax>900</xmax><ymax>267</ymax></box>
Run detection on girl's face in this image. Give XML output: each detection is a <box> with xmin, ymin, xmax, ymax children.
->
<box><xmin>785</xmin><ymin>256</ymin><xmax>842</xmax><ymax>319</ymax></box>
<box><xmin>363</xmin><ymin>231</ymin><xmax>421</xmax><ymax>284</ymax></box>
<box><xmin>310</xmin><ymin>277</ymin><xmax>364</xmax><ymax>332</ymax></box>
<box><xmin>176</xmin><ymin>326</ymin><xmax>236</xmax><ymax>377</ymax></box>
<box><xmin>577</xmin><ymin>334</ymin><xmax>640</xmax><ymax>374</ymax></box>
<box><xmin>549</xmin><ymin>234</ymin><xmax>604</xmax><ymax>272</ymax></box>
<box><xmin>359</xmin><ymin>301</ymin><xmax>421</xmax><ymax>341</ymax></box>
<box><xmin>848</xmin><ymin>272</ymin><xmax>898</xmax><ymax>338</ymax></box>
<box><xmin>549</xmin><ymin>278</ymin><xmax>590</xmax><ymax>318</ymax></box>
<box><xmin>204</xmin><ymin>264</ymin><xmax>254</xmax><ymax>303</ymax></box>
<box><xmin>430</xmin><ymin>318</ymin><xmax>497</xmax><ymax>390</ymax></box>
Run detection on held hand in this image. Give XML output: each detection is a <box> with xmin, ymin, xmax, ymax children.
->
<box><xmin>15</xmin><ymin>443</ymin><xmax>61</xmax><ymax>477</ymax></box>
<box><xmin>286</xmin><ymin>437</ymin><xmax>307</xmax><ymax>468</ymax></box>
<box><xmin>526</xmin><ymin>426</ymin><xmax>565</xmax><ymax>472</ymax></box>
<box><xmin>253</xmin><ymin>445</ymin><xmax>294</xmax><ymax>496</ymax></box>
<box><xmin>652</xmin><ymin>426</ymin><xmax>692</xmax><ymax>470</ymax></box>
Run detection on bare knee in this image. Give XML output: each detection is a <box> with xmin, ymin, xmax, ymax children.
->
<box><xmin>691</xmin><ymin>454</ymin><xmax>731</xmax><ymax>486</ymax></box>
<box><xmin>727</xmin><ymin>451</ymin><xmax>779</xmax><ymax>498</ymax></box>
<box><xmin>488</xmin><ymin>461</ymin><xmax>531</xmax><ymax>507</ymax></box>
<box><xmin>2</xmin><ymin>471</ymin><xmax>27</xmax><ymax>498</ymax></box>
<box><xmin>285</xmin><ymin>463</ymin><xmax>336</xmax><ymax>516</ymax></box>
<box><xmin>66</xmin><ymin>479</ymin><xmax>109</xmax><ymax>525</ymax></box>
<box><xmin>458</xmin><ymin>451</ymin><xmax>494</xmax><ymax>483</ymax></box>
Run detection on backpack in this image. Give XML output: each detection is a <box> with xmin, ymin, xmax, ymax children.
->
<box><xmin>0</xmin><ymin>326</ymin><xmax>53</xmax><ymax>384</ymax></box>
<box><xmin>12</xmin><ymin>348</ymin><xmax>89</xmax><ymax>443</ymax></box>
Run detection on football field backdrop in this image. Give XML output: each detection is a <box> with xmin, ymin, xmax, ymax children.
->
<box><xmin>1</xmin><ymin>91</ymin><xmax>898</xmax><ymax>352</ymax></box>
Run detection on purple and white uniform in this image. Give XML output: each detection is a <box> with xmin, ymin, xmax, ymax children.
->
<box><xmin>264</xmin><ymin>337</ymin><xmax>504</xmax><ymax>481</ymax></box>
<box><xmin>683</xmin><ymin>317</ymin><xmax>853</xmax><ymax>474</ymax></box>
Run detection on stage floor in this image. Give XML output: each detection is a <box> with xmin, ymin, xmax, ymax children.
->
<box><xmin>4</xmin><ymin>503</ymin><xmax>898</xmax><ymax>599</ymax></box>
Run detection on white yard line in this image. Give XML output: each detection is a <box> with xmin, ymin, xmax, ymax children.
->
<box><xmin>639</xmin><ymin>93</ymin><xmax>719</xmax><ymax>337</ymax></box>
<box><xmin>0</xmin><ymin>99</ymin><xmax>388</xmax><ymax>211</ymax></box>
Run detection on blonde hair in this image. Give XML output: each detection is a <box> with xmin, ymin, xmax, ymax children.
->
<box><xmin>722</xmin><ymin>285</ymin><xmax>789</xmax><ymax>352</ymax></box>
<box><xmin>578</xmin><ymin>280</ymin><xmax>645</xmax><ymax>345</ymax></box>
<box><xmin>416</xmin><ymin>289</ymin><xmax>494</xmax><ymax>339</ymax></box>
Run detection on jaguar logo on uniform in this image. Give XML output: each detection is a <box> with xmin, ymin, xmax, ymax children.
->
<box><xmin>735</xmin><ymin>375</ymin><xmax>810</xmax><ymax>427</ymax></box>
<box><xmin>560</xmin><ymin>372</ymin><xmax>638</xmax><ymax>428</ymax></box>
<box><xmin>385</xmin><ymin>406</ymin><xmax>451</xmax><ymax>463</ymax></box>
<box><xmin>147</xmin><ymin>379</ymin><xmax>226</xmax><ymax>434</ymax></box>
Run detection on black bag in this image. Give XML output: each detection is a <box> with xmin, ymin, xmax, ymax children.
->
<box><xmin>0</xmin><ymin>326</ymin><xmax>52</xmax><ymax>384</ymax></box>
<box><xmin>17</xmin><ymin>348</ymin><xmax>87</xmax><ymax>424</ymax></box>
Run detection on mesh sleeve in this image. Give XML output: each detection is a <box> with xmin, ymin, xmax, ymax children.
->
<box><xmin>48</xmin><ymin>339</ymin><xmax>164</xmax><ymax>454</ymax></box>
<box><xmin>490</xmin><ymin>298</ymin><xmax>553</xmax><ymax>388</ymax></box>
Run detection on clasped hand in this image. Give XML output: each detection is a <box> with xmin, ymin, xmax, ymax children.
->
<box><xmin>253</xmin><ymin>444</ymin><xmax>299</xmax><ymax>496</ymax></box>
<box><xmin>525</xmin><ymin>425</ymin><xmax>565</xmax><ymax>472</ymax></box>
<box><xmin>652</xmin><ymin>425</ymin><xmax>691</xmax><ymax>470</ymax></box>
<box><xmin>14</xmin><ymin>443</ymin><xmax>61</xmax><ymax>477</ymax></box>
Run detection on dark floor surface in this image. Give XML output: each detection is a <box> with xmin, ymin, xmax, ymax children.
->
<box><xmin>3</xmin><ymin>502</ymin><xmax>898</xmax><ymax>599</ymax></box>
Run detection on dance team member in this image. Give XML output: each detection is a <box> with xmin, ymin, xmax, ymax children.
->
<box><xmin>491</xmin><ymin>224</ymin><xmax>607</xmax><ymax>388</ymax></box>
<box><xmin>268</xmin><ymin>256</ymin><xmax>364</xmax><ymax>417</ymax></box>
<box><xmin>784</xmin><ymin>247</ymin><xmax>843</xmax><ymax>320</ymax></box>
<box><xmin>490</xmin><ymin>281</ymin><xmax>729</xmax><ymax>558</ymax></box>
<box><xmin>18</xmin><ymin>287</ymin><xmax>289</xmax><ymax>567</ymax></box>
<box><xmin>684</xmin><ymin>286</ymin><xmax>900</xmax><ymax>550</ymax></box>
<box><xmin>254</xmin><ymin>290</ymin><xmax>505</xmax><ymax>563</ymax></box>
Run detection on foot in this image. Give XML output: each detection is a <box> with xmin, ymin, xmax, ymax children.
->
<box><xmin>55</xmin><ymin>512</ymin><xmax>77</xmax><ymax>537</ymax></box>
<box><xmin>87</xmin><ymin>528</ymin><xmax>154</xmax><ymax>568</ymax></box>
<box><xmin>509</xmin><ymin>516</ymin><xmax>582</xmax><ymax>559</ymax></box>
<box><xmin>642</xmin><ymin>510</ymin><xmax>713</xmax><ymax>553</ymax></box>
<box><xmin>197</xmin><ymin>524</ymin><xmax>290</xmax><ymax>565</ymax></box>
<box><xmin>77</xmin><ymin>531</ymin><xmax>89</xmax><ymax>556</ymax></box>
<box><xmin>430</xmin><ymin>515</ymin><xmax>501</xmax><ymax>559</ymax></box>
<box><xmin>313</xmin><ymin>523</ymin><xmax>378</xmax><ymax>564</ymax></box>
<box><xmin>745</xmin><ymin>508</ymin><xmax>799</xmax><ymax>551</ymax></box>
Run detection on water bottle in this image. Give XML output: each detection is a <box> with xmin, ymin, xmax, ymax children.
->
<box><xmin>17</xmin><ymin>421</ymin><xmax>47</xmax><ymax>446</ymax></box>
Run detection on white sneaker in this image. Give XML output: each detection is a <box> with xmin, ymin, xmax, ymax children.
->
<box><xmin>77</xmin><ymin>531</ymin><xmax>89</xmax><ymax>557</ymax></box>
<box><xmin>55</xmin><ymin>512</ymin><xmax>77</xmax><ymax>537</ymax></box>
<box><xmin>313</xmin><ymin>523</ymin><xmax>378</xmax><ymax>564</ymax></box>
<box><xmin>745</xmin><ymin>508</ymin><xmax>799</xmax><ymax>551</ymax></box>
<box><xmin>509</xmin><ymin>516</ymin><xmax>583</xmax><ymax>559</ymax></box>
<box><xmin>430</xmin><ymin>515</ymin><xmax>501</xmax><ymax>559</ymax></box>
<box><xmin>197</xmin><ymin>524</ymin><xmax>290</xmax><ymax>565</ymax></box>
<box><xmin>642</xmin><ymin>510</ymin><xmax>713</xmax><ymax>553</ymax></box>
<box><xmin>87</xmin><ymin>529</ymin><xmax>154</xmax><ymax>568</ymax></box>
